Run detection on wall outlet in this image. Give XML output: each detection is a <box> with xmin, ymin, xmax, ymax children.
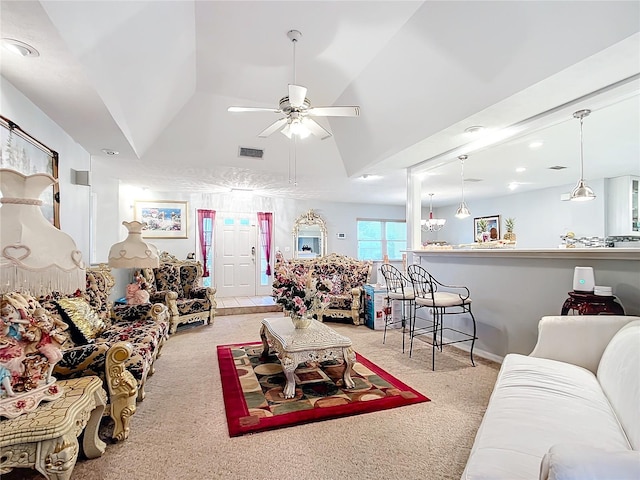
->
<box><xmin>336</xmin><ymin>233</ymin><xmax>346</xmax><ymax>239</ymax></box>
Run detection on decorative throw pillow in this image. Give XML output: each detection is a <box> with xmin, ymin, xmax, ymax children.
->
<box><xmin>56</xmin><ymin>297</ymin><xmax>106</xmax><ymax>344</ymax></box>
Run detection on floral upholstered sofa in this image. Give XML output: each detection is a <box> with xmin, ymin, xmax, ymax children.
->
<box><xmin>16</xmin><ymin>263</ymin><xmax>170</xmax><ymax>441</ymax></box>
<box><xmin>141</xmin><ymin>252</ymin><xmax>216</xmax><ymax>334</ymax></box>
<box><xmin>274</xmin><ymin>253</ymin><xmax>372</xmax><ymax>325</ymax></box>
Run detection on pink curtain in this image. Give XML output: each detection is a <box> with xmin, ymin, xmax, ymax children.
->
<box><xmin>197</xmin><ymin>209</ymin><xmax>216</xmax><ymax>278</ymax></box>
<box><xmin>257</xmin><ymin>212</ymin><xmax>273</xmax><ymax>276</ymax></box>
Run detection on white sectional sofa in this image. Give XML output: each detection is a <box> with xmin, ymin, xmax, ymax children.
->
<box><xmin>462</xmin><ymin>315</ymin><xmax>640</xmax><ymax>480</ymax></box>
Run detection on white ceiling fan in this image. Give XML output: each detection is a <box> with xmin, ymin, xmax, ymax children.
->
<box><xmin>228</xmin><ymin>29</ymin><xmax>360</xmax><ymax>140</ymax></box>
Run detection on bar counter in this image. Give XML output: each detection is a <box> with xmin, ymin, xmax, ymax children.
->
<box><xmin>405</xmin><ymin>247</ymin><xmax>640</xmax><ymax>362</ymax></box>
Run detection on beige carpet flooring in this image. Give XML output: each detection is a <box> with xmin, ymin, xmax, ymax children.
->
<box><xmin>7</xmin><ymin>313</ymin><xmax>500</xmax><ymax>480</ymax></box>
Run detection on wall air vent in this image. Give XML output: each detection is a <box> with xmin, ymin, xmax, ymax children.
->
<box><xmin>548</xmin><ymin>165</ymin><xmax>567</xmax><ymax>170</ymax></box>
<box><xmin>238</xmin><ymin>147</ymin><xmax>264</xmax><ymax>159</ymax></box>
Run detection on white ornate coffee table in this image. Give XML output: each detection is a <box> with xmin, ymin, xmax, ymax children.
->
<box><xmin>260</xmin><ymin>317</ymin><xmax>356</xmax><ymax>399</ymax></box>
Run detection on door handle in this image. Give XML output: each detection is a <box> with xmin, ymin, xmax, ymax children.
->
<box><xmin>251</xmin><ymin>246</ymin><xmax>256</xmax><ymax>256</ymax></box>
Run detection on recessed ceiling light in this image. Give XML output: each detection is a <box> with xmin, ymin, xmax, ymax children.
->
<box><xmin>101</xmin><ymin>149</ymin><xmax>119</xmax><ymax>155</ymax></box>
<box><xmin>2</xmin><ymin>38</ymin><xmax>39</xmax><ymax>57</ymax></box>
<box><xmin>464</xmin><ymin>126</ymin><xmax>485</xmax><ymax>135</ymax></box>
<box><xmin>516</xmin><ymin>167</ymin><xmax>526</xmax><ymax>173</ymax></box>
<box><xmin>508</xmin><ymin>182</ymin><xmax>519</xmax><ymax>191</ymax></box>
<box><xmin>529</xmin><ymin>141</ymin><xmax>543</xmax><ymax>149</ymax></box>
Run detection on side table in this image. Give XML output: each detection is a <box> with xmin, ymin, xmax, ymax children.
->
<box><xmin>0</xmin><ymin>376</ymin><xmax>107</xmax><ymax>480</ymax></box>
<box><xmin>561</xmin><ymin>291</ymin><xmax>626</xmax><ymax>316</ymax></box>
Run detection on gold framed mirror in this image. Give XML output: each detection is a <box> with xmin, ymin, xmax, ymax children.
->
<box><xmin>293</xmin><ymin>209</ymin><xmax>327</xmax><ymax>258</ymax></box>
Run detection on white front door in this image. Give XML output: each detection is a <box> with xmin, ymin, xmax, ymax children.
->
<box><xmin>215</xmin><ymin>213</ymin><xmax>256</xmax><ymax>297</ymax></box>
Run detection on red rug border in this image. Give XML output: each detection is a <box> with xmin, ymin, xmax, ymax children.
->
<box><xmin>217</xmin><ymin>341</ymin><xmax>430</xmax><ymax>437</ymax></box>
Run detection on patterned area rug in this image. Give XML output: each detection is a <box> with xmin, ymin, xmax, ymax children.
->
<box><xmin>217</xmin><ymin>342</ymin><xmax>430</xmax><ymax>437</ymax></box>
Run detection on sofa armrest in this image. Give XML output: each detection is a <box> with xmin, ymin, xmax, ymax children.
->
<box><xmin>189</xmin><ymin>286</ymin><xmax>216</xmax><ymax>302</ymax></box>
<box><xmin>105</xmin><ymin>341</ymin><xmax>137</xmax><ymax>442</ymax></box>
<box><xmin>540</xmin><ymin>444</ymin><xmax>640</xmax><ymax>480</ymax></box>
<box><xmin>529</xmin><ymin>315</ymin><xmax>639</xmax><ymax>374</ymax></box>
<box><xmin>350</xmin><ymin>286</ymin><xmax>363</xmax><ymax>310</ymax></box>
<box><xmin>112</xmin><ymin>302</ymin><xmax>169</xmax><ymax>326</ymax></box>
<box><xmin>148</xmin><ymin>302</ymin><xmax>170</xmax><ymax>324</ymax></box>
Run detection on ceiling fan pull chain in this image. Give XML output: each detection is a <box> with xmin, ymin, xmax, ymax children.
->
<box><xmin>293</xmin><ymin>136</ymin><xmax>298</xmax><ymax>186</ymax></box>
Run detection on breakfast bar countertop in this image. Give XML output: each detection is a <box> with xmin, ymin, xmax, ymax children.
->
<box><xmin>408</xmin><ymin>247</ymin><xmax>640</xmax><ymax>260</ymax></box>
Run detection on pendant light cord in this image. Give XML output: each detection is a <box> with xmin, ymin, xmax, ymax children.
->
<box><xmin>460</xmin><ymin>156</ymin><xmax>466</xmax><ymax>202</ymax></box>
<box><xmin>579</xmin><ymin>115</ymin><xmax>585</xmax><ymax>181</ymax></box>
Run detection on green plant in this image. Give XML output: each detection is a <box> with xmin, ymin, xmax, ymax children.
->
<box><xmin>505</xmin><ymin>217</ymin><xmax>515</xmax><ymax>233</ymax></box>
<box><xmin>477</xmin><ymin>218</ymin><xmax>488</xmax><ymax>234</ymax></box>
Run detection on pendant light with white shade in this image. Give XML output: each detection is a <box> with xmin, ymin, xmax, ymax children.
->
<box><xmin>570</xmin><ymin>109</ymin><xmax>596</xmax><ymax>201</ymax></box>
<box><xmin>455</xmin><ymin>155</ymin><xmax>471</xmax><ymax>219</ymax></box>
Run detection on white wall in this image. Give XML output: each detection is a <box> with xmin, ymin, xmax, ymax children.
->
<box><xmin>422</xmin><ymin>180</ymin><xmax>606</xmax><ymax>247</ymax></box>
<box><xmin>1</xmin><ymin>77</ymin><xmax>92</xmax><ymax>258</ymax></box>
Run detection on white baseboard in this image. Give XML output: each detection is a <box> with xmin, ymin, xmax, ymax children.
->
<box><xmin>416</xmin><ymin>332</ymin><xmax>505</xmax><ymax>365</ymax></box>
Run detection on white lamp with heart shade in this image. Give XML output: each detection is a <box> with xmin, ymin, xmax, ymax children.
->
<box><xmin>0</xmin><ymin>168</ymin><xmax>85</xmax><ymax>296</ymax></box>
<box><xmin>107</xmin><ymin>220</ymin><xmax>159</xmax><ymax>269</ymax></box>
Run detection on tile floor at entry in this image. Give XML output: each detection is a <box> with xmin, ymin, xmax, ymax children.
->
<box><xmin>216</xmin><ymin>296</ymin><xmax>281</xmax><ymax>316</ymax></box>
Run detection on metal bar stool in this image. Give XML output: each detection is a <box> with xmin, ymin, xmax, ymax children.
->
<box><xmin>407</xmin><ymin>264</ymin><xmax>477</xmax><ymax>370</ymax></box>
<box><xmin>379</xmin><ymin>264</ymin><xmax>414</xmax><ymax>353</ymax></box>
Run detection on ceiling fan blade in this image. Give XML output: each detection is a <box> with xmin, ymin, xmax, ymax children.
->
<box><xmin>307</xmin><ymin>106</ymin><xmax>360</xmax><ymax>117</ymax></box>
<box><xmin>280</xmin><ymin>123</ymin><xmax>292</xmax><ymax>139</ymax></box>
<box><xmin>288</xmin><ymin>84</ymin><xmax>307</xmax><ymax>108</ymax></box>
<box><xmin>258</xmin><ymin>118</ymin><xmax>288</xmax><ymax>138</ymax></box>
<box><xmin>304</xmin><ymin>118</ymin><xmax>332</xmax><ymax>140</ymax></box>
<box><xmin>228</xmin><ymin>106</ymin><xmax>280</xmax><ymax>113</ymax></box>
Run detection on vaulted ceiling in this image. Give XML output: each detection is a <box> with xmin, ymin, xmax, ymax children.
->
<box><xmin>1</xmin><ymin>1</ymin><xmax>639</xmax><ymax>206</ymax></box>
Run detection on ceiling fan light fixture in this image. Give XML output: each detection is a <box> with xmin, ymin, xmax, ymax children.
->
<box><xmin>227</xmin><ymin>29</ymin><xmax>359</xmax><ymax>141</ymax></box>
<box><xmin>290</xmin><ymin>119</ymin><xmax>310</xmax><ymax>138</ymax></box>
<box><xmin>569</xmin><ymin>109</ymin><xmax>596</xmax><ymax>202</ymax></box>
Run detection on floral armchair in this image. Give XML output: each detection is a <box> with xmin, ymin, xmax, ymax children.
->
<box><xmin>33</xmin><ymin>263</ymin><xmax>170</xmax><ymax>441</ymax></box>
<box><xmin>141</xmin><ymin>252</ymin><xmax>216</xmax><ymax>334</ymax></box>
<box><xmin>273</xmin><ymin>253</ymin><xmax>372</xmax><ymax>325</ymax></box>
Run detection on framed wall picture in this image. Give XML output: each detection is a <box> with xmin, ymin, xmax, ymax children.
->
<box><xmin>134</xmin><ymin>200</ymin><xmax>188</xmax><ymax>238</ymax></box>
<box><xmin>474</xmin><ymin>215</ymin><xmax>501</xmax><ymax>242</ymax></box>
<box><xmin>0</xmin><ymin>115</ymin><xmax>60</xmax><ymax>228</ymax></box>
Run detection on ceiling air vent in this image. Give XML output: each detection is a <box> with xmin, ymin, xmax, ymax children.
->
<box><xmin>465</xmin><ymin>178</ymin><xmax>483</xmax><ymax>183</ymax></box>
<box><xmin>548</xmin><ymin>165</ymin><xmax>567</xmax><ymax>170</ymax></box>
<box><xmin>238</xmin><ymin>147</ymin><xmax>264</xmax><ymax>159</ymax></box>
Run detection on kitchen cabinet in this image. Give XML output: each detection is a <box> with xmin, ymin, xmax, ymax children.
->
<box><xmin>606</xmin><ymin>175</ymin><xmax>639</xmax><ymax>236</ymax></box>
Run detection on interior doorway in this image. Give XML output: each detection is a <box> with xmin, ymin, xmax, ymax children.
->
<box><xmin>213</xmin><ymin>212</ymin><xmax>272</xmax><ymax>298</ymax></box>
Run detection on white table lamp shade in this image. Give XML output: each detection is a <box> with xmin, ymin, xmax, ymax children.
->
<box><xmin>108</xmin><ymin>221</ymin><xmax>159</xmax><ymax>268</ymax></box>
<box><xmin>0</xmin><ymin>169</ymin><xmax>86</xmax><ymax>296</ymax></box>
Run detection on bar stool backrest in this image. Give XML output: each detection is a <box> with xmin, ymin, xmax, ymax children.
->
<box><xmin>380</xmin><ymin>264</ymin><xmax>410</xmax><ymax>298</ymax></box>
<box><xmin>407</xmin><ymin>264</ymin><xmax>435</xmax><ymax>299</ymax></box>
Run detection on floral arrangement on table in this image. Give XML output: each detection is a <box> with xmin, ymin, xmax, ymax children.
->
<box><xmin>272</xmin><ymin>262</ymin><xmax>333</xmax><ymax>320</ymax></box>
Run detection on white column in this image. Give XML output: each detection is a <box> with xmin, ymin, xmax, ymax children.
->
<box><xmin>406</xmin><ymin>169</ymin><xmax>422</xmax><ymax>266</ymax></box>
